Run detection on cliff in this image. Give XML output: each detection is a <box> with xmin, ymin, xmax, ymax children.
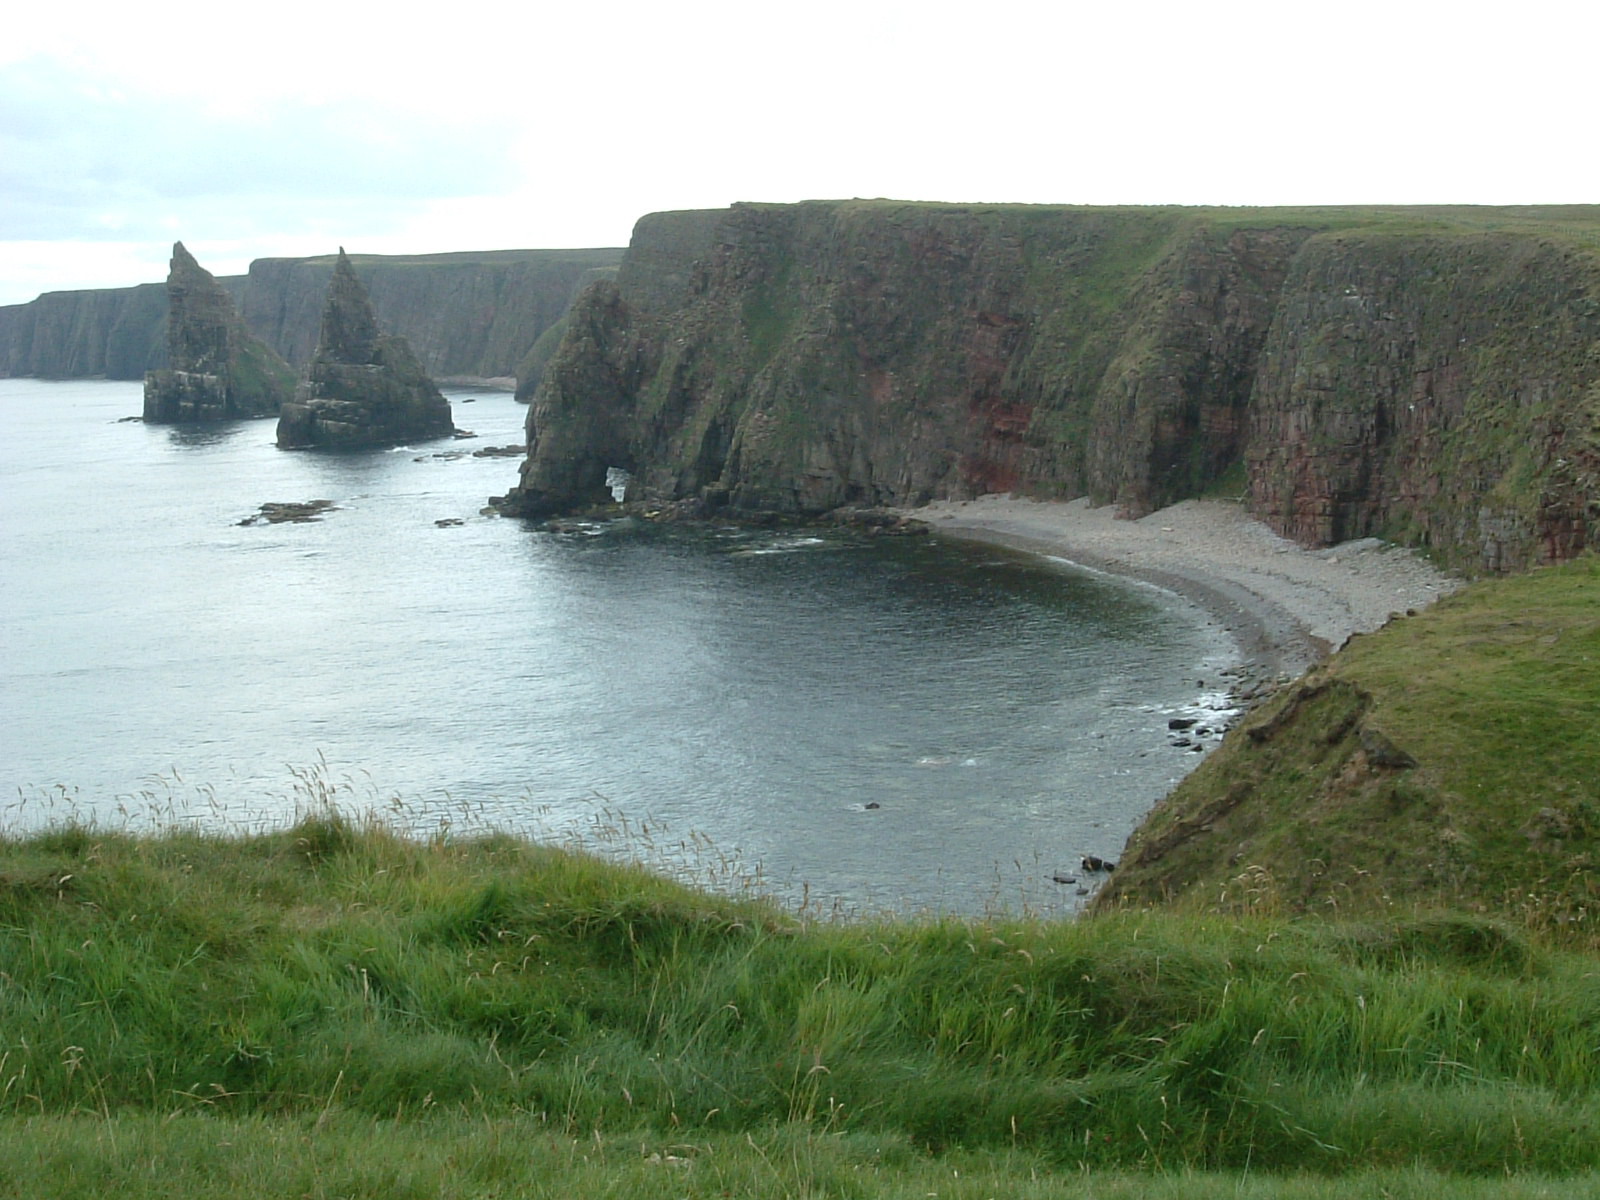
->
<box><xmin>0</xmin><ymin>248</ymin><xmax>621</xmax><ymax>384</ymax></box>
<box><xmin>0</xmin><ymin>283</ymin><xmax>169</xmax><ymax>379</ymax></box>
<box><xmin>1246</xmin><ymin>230</ymin><xmax>1600</xmax><ymax>572</ymax></box>
<box><xmin>239</xmin><ymin>248</ymin><xmax>620</xmax><ymax>383</ymax></box>
<box><xmin>143</xmin><ymin>242</ymin><xmax>297</xmax><ymax>422</ymax></box>
<box><xmin>276</xmin><ymin>250</ymin><xmax>456</xmax><ymax>449</ymax></box>
<box><xmin>503</xmin><ymin>201</ymin><xmax>1600</xmax><ymax>571</ymax></box>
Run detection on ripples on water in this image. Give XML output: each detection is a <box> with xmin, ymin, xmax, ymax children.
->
<box><xmin>0</xmin><ymin>379</ymin><xmax>1237</xmax><ymax>915</ymax></box>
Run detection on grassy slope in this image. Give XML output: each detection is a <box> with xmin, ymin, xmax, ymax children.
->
<box><xmin>5</xmin><ymin>813</ymin><xmax>1600</xmax><ymax>1193</ymax></box>
<box><xmin>1101</xmin><ymin>555</ymin><xmax>1600</xmax><ymax>916</ymax></box>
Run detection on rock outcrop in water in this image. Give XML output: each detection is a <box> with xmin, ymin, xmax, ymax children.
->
<box><xmin>502</xmin><ymin>201</ymin><xmax>1600</xmax><ymax>573</ymax></box>
<box><xmin>142</xmin><ymin>243</ymin><xmax>297</xmax><ymax>422</ymax></box>
<box><xmin>277</xmin><ymin>251</ymin><xmax>456</xmax><ymax>449</ymax></box>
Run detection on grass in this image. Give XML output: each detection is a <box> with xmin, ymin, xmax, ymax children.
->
<box><xmin>12</xmin><ymin>1116</ymin><xmax>1600</xmax><ymax>1198</ymax></box>
<box><xmin>5</xmin><ymin>798</ymin><xmax>1600</xmax><ymax>1193</ymax></box>
<box><xmin>1103</xmin><ymin>555</ymin><xmax>1600</xmax><ymax>916</ymax></box>
<box><xmin>7</xmin><ymin>1117</ymin><xmax>1600</xmax><ymax>1199</ymax></box>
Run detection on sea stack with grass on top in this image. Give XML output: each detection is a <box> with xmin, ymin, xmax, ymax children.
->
<box><xmin>276</xmin><ymin>249</ymin><xmax>456</xmax><ymax>449</ymax></box>
<box><xmin>143</xmin><ymin>241</ymin><xmax>297</xmax><ymax>422</ymax></box>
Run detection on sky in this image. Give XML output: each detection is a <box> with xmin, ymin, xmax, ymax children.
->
<box><xmin>3</xmin><ymin>0</ymin><xmax>1596</xmax><ymax>306</ymax></box>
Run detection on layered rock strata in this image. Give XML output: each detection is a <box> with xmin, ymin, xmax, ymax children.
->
<box><xmin>142</xmin><ymin>243</ymin><xmax>297</xmax><ymax>422</ymax></box>
<box><xmin>276</xmin><ymin>251</ymin><xmax>456</xmax><ymax>449</ymax></box>
<box><xmin>502</xmin><ymin>202</ymin><xmax>1600</xmax><ymax>572</ymax></box>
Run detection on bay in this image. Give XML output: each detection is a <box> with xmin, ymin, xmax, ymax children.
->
<box><xmin>0</xmin><ymin>378</ymin><xmax>1236</xmax><ymax>915</ymax></box>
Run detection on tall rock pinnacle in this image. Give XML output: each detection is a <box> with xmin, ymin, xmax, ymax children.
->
<box><xmin>276</xmin><ymin>250</ymin><xmax>456</xmax><ymax>449</ymax></box>
<box><xmin>142</xmin><ymin>242</ymin><xmax>296</xmax><ymax>421</ymax></box>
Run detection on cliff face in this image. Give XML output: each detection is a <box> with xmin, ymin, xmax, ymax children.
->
<box><xmin>507</xmin><ymin>203</ymin><xmax>1299</xmax><ymax>516</ymax></box>
<box><xmin>0</xmin><ymin>284</ymin><xmax>169</xmax><ymax>379</ymax></box>
<box><xmin>1246</xmin><ymin>232</ymin><xmax>1600</xmax><ymax>572</ymax></box>
<box><xmin>506</xmin><ymin>202</ymin><xmax>1600</xmax><ymax>570</ymax></box>
<box><xmin>0</xmin><ymin>248</ymin><xmax>621</xmax><ymax>384</ymax></box>
<box><xmin>276</xmin><ymin>251</ymin><xmax>456</xmax><ymax>449</ymax></box>
<box><xmin>143</xmin><ymin>243</ymin><xmax>297</xmax><ymax>422</ymax></box>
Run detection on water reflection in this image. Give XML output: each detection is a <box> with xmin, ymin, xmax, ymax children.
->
<box><xmin>163</xmin><ymin>420</ymin><xmax>260</xmax><ymax>448</ymax></box>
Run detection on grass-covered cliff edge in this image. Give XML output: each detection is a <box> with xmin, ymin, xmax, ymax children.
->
<box><xmin>1096</xmin><ymin>553</ymin><xmax>1599</xmax><ymax>914</ymax></box>
<box><xmin>504</xmin><ymin>201</ymin><xmax>1600</xmax><ymax>573</ymax></box>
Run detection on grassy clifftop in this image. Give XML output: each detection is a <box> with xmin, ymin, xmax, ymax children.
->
<box><xmin>5</xmin><ymin>811</ymin><xmax>1600</xmax><ymax>1194</ymax></box>
<box><xmin>1099</xmin><ymin>555</ymin><xmax>1600</xmax><ymax>916</ymax></box>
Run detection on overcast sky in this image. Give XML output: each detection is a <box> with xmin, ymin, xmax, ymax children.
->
<box><xmin>3</xmin><ymin>0</ymin><xmax>1596</xmax><ymax>305</ymax></box>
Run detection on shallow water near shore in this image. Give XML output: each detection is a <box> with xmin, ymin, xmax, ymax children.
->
<box><xmin>1</xmin><ymin>378</ymin><xmax>1237</xmax><ymax>915</ymax></box>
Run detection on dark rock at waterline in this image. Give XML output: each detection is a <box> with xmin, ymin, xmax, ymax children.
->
<box><xmin>1081</xmin><ymin>855</ymin><xmax>1116</xmax><ymax>873</ymax></box>
<box><xmin>1168</xmin><ymin>717</ymin><xmax>1199</xmax><ymax>731</ymax></box>
<box><xmin>239</xmin><ymin>499</ymin><xmax>337</xmax><ymax>525</ymax></box>
<box><xmin>827</xmin><ymin>507</ymin><xmax>932</xmax><ymax>536</ymax></box>
<box><xmin>276</xmin><ymin>250</ymin><xmax>456</xmax><ymax>450</ymax></box>
<box><xmin>1050</xmin><ymin>872</ymin><xmax>1078</xmax><ymax>885</ymax></box>
<box><xmin>143</xmin><ymin>243</ymin><xmax>296</xmax><ymax>423</ymax></box>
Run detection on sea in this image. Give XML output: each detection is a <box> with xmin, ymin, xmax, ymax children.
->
<box><xmin>0</xmin><ymin>378</ymin><xmax>1238</xmax><ymax>916</ymax></box>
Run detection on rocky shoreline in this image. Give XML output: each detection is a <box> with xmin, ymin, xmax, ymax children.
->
<box><xmin>902</xmin><ymin>494</ymin><xmax>1464</xmax><ymax>700</ymax></box>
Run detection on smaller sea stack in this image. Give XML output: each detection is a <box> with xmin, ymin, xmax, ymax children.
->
<box><xmin>277</xmin><ymin>249</ymin><xmax>455</xmax><ymax>449</ymax></box>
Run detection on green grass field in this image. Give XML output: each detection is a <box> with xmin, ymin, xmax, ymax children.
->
<box><xmin>5</xmin><ymin>796</ymin><xmax>1600</xmax><ymax>1196</ymax></box>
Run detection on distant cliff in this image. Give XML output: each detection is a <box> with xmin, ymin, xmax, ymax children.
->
<box><xmin>504</xmin><ymin>201</ymin><xmax>1600</xmax><ymax>571</ymax></box>
<box><xmin>0</xmin><ymin>283</ymin><xmax>169</xmax><ymax>379</ymax></box>
<box><xmin>237</xmin><ymin>249</ymin><xmax>620</xmax><ymax>383</ymax></box>
<box><xmin>0</xmin><ymin>248</ymin><xmax>621</xmax><ymax>385</ymax></box>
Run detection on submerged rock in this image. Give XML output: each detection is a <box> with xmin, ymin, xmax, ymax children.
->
<box><xmin>276</xmin><ymin>250</ymin><xmax>456</xmax><ymax>449</ymax></box>
<box><xmin>238</xmin><ymin>499</ymin><xmax>337</xmax><ymax>525</ymax></box>
<box><xmin>142</xmin><ymin>242</ymin><xmax>296</xmax><ymax>422</ymax></box>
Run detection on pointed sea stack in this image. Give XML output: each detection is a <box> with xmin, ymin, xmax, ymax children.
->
<box><xmin>276</xmin><ymin>250</ymin><xmax>456</xmax><ymax>449</ymax></box>
<box><xmin>142</xmin><ymin>242</ymin><xmax>296</xmax><ymax>422</ymax></box>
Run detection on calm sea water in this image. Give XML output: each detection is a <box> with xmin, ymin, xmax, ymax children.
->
<box><xmin>0</xmin><ymin>378</ymin><xmax>1236</xmax><ymax>914</ymax></box>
